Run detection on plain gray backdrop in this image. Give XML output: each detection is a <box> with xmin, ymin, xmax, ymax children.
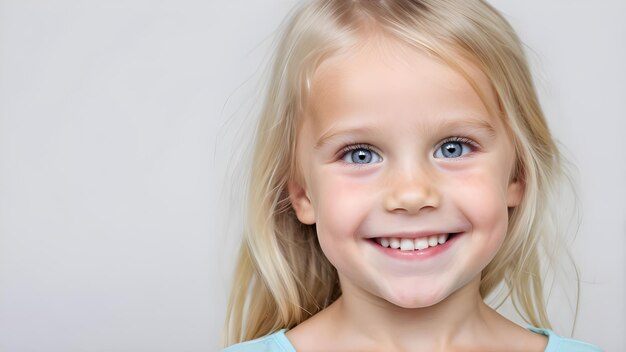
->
<box><xmin>0</xmin><ymin>1</ymin><xmax>624</xmax><ymax>351</ymax></box>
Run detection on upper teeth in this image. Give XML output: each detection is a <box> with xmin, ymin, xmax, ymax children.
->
<box><xmin>377</xmin><ymin>234</ymin><xmax>449</xmax><ymax>251</ymax></box>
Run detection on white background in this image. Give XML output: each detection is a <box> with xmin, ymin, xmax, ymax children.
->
<box><xmin>0</xmin><ymin>1</ymin><xmax>624</xmax><ymax>351</ymax></box>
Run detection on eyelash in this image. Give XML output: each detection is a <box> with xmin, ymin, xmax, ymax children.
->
<box><xmin>337</xmin><ymin>136</ymin><xmax>480</xmax><ymax>162</ymax></box>
<box><xmin>337</xmin><ymin>143</ymin><xmax>381</xmax><ymax>167</ymax></box>
<box><xmin>339</xmin><ymin>143</ymin><xmax>376</xmax><ymax>154</ymax></box>
<box><xmin>437</xmin><ymin>136</ymin><xmax>480</xmax><ymax>151</ymax></box>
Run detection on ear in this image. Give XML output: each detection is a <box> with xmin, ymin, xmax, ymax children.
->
<box><xmin>506</xmin><ymin>178</ymin><xmax>524</xmax><ymax>207</ymax></box>
<box><xmin>288</xmin><ymin>179</ymin><xmax>316</xmax><ymax>225</ymax></box>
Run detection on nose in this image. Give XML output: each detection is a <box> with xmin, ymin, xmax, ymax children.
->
<box><xmin>383</xmin><ymin>164</ymin><xmax>441</xmax><ymax>214</ymax></box>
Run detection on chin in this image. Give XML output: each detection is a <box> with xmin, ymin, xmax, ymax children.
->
<box><xmin>383</xmin><ymin>287</ymin><xmax>449</xmax><ymax>309</ymax></box>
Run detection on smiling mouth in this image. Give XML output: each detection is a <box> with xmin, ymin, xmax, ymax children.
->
<box><xmin>371</xmin><ymin>233</ymin><xmax>460</xmax><ymax>251</ymax></box>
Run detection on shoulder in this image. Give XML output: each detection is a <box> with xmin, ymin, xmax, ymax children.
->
<box><xmin>223</xmin><ymin>329</ymin><xmax>296</xmax><ymax>352</ymax></box>
<box><xmin>528</xmin><ymin>327</ymin><xmax>603</xmax><ymax>352</ymax></box>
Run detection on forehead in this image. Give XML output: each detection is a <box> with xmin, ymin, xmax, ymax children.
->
<box><xmin>304</xmin><ymin>38</ymin><xmax>501</xmax><ymax>132</ymax></box>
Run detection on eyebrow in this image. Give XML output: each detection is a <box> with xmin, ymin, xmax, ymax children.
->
<box><xmin>314</xmin><ymin>117</ymin><xmax>497</xmax><ymax>150</ymax></box>
<box><xmin>437</xmin><ymin>118</ymin><xmax>497</xmax><ymax>138</ymax></box>
<box><xmin>314</xmin><ymin>126</ymin><xmax>382</xmax><ymax>150</ymax></box>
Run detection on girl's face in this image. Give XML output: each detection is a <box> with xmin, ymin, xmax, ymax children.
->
<box><xmin>288</xmin><ymin>39</ymin><xmax>524</xmax><ymax>309</ymax></box>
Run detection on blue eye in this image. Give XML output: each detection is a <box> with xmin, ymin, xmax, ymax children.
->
<box><xmin>434</xmin><ymin>139</ymin><xmax>474</xmax><ymax>158</ymax></box>
<box><xmin>341</xmin><ymin>146</ymin><xmax>382</xmax><ymax>164</ymax></box>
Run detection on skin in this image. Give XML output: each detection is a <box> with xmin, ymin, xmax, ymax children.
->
<box><xmin>287</xmin><ymin>36</ymin><xmax>547</xmax><ymax>351</ymax></box>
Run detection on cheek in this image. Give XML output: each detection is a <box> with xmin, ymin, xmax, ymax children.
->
<box><xmin>311</xmin><ymin>171</ymin><xmax>375</xmax><ymax>241</ymax></box>
<box><xmin>448</xmin><ymin>170</ymin><xmax>510</xmax><ymax>236</ymax></box>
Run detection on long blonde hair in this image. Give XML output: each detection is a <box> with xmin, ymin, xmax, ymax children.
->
<box><xmin>223</xmin><ymin>0</ymin><xmax>578</xmax><ymax>346</ymax></box>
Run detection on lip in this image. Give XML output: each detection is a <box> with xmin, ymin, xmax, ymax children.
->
<box><xmin>370</xmin><ymin>231</ymin><xmax>452</xmax><ymax>240</ymax></box>
<box><xmin>367</xmin><ymin>232</ymin><xmax>462</xmax><ymax>260</ymax></box>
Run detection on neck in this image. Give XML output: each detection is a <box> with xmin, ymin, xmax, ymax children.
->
<box><xmin>330</xmin><ymin>275</ymin><xmax>493</xmax><ymax>349</ymax></box>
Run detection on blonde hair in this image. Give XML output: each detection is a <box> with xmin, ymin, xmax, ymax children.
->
<box><xmin>223</xmin><ymin>0</ymin><xmax>578</xmax><ymax>346</ymax></box>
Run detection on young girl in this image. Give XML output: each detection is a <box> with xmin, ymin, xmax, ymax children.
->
<box><xmin>223</xmin><ymin>0</ymin><xmax>601</xmax><ymax>351</ymax></box>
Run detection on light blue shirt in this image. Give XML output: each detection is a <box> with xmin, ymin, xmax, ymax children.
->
<box><xmin>223</xmin><ymin>327</ymin><xmax>602</xmax><ymax>352</ymax></box>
